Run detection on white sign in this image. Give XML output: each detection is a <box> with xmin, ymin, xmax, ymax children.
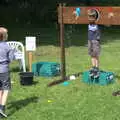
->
<box><xmin>25</xmin><ymin>37</ymin><xmax>36</xmax><ymax>51</ymax></box>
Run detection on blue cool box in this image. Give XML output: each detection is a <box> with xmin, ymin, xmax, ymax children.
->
<box><xmin>82</xmin><ymin>70</ymin><xmax>115</xmax><ymax>85</ymax></box>
<box><xmin>32</xmin><ymin>62</ymin><xmax>60</xmax><ymax>77</ymax></box>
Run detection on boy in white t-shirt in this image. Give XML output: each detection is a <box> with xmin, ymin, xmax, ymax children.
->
<box><xmin>87</xmin><ymin>9</ymin><xmax>101</xmax><ymax>78</ymax></box>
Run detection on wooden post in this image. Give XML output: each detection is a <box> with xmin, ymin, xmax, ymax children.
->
<box><xmin>59</xmin><ymin>3</ymin><xmax>66</xmax><ymax>80</ymax></box>
<box><xmin>26</xmin><ymin>36</ymin><xmax>36</xmax><ymax>72</ymax></box>
<box><xmin>28</xmin><ymin>51</ymin><xmax>33</xmax><ymax>72</ymax></box>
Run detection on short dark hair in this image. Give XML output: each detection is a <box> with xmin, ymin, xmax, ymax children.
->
<box><xmin>0</xmin><ymin>33</ymin><xmax>3</xmax><ymax>40</ymax></box>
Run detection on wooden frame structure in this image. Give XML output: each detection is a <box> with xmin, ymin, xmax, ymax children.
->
<box><xmin>58</xmin><ymin>3</ymin><xmax>120</xmax><ymax>80</ymax></box>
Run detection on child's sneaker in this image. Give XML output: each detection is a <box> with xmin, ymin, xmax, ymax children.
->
<box><xmin>0</xmin><ymin>109</ymin><xmax>7</xmax><ymax>118</ymax></box>
<box><xmin>94</xmin><ymin>72</ymin><xmax>99</xmax><ymax>79</ymax></box>
<box><xmin>89</xmin><ymin>67</ymin><xmax>95</xmax><ymax>78</ymax></box>
<box><xmin>93</xmin><ymin>67</ymin><xmax>99</xmax><ymax>78</ymax></box>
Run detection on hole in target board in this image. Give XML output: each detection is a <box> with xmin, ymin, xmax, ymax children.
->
<box><xmin>88</xmin><ymin>8</ymin><xmax>100</xmax><ymax>22</ymax></box>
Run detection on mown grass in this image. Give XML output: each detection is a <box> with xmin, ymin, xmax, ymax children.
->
<box><xmin>3</xmin><ymin>25</ymin><xmax>120</xmax><ymax>120</ymax></box>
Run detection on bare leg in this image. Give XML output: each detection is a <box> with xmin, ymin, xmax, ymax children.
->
<box><xmin>91</xmin><ymin>57</ymin><xmax>96</xmax><ymax>67</ymax></box>
<box><xmin>1</xmin><ymin>90</ymin><xmax>9</xmax><ymax>106</ymax></box>
<box><xmin>91</xmin><ymin>56</ymin><xmax>99</xmax><ymax>68</ymax></box>
<box><xmin>0</xmin><ymin>91</ymin><xmax>3</xmax><ymax>104</ymax></box>
<box><xmin>95</xmin><ymin>56</ymin><xmax>99</xmax><ymax>68</ymax></box>
<box><xmin>0</xmin><ymin>90</ymin><xmax>8</xmax><ymax>117</ymax></box>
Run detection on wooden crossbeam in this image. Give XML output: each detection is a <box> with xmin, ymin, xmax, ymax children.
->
<box><xmin>58</xmin><ymin>6</ymin><xmax>120</xmax><ymax>25</ymax></box>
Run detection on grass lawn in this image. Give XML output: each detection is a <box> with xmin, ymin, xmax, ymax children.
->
<box><xmin>3</xmin><ymin>25</ymin><xmax>120</xmax><ymax>120</ymax></box>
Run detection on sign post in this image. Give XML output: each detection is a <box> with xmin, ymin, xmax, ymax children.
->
<box><xmin>25</xmin><ymin>36</ymin><xmax>36</xmax><ymax>72</ymax></box>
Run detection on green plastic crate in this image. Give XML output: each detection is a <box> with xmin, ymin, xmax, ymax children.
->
<box><xmin>32</xmin><ymin>62</ymin><xmax>60</xmax><ymax>77</ymax></box>
<box><xmin>82</xmin><ymin>70</ymin><xmax>115</xmax><ymax>85</ymax></box>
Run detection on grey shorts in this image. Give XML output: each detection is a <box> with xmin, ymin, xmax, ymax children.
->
<box><xmin>0</xmin><ymin>72</ymin><xmax>11</xmax><ymax>90</ymax></box>
<box><xmin>88</xmin><ymin>40</ymin><xmax>100</xmax><ymax>57</ymax></box>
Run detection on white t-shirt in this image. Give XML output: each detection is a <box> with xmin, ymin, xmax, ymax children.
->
<box><xmin>88</xmin><ymin>24</ymin><xmax>98</xmax><ymax>31</ymax></box>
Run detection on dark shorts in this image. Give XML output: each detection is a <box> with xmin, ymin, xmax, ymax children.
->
<box><xmin>88</xmin><ymin>40</ymin><xmax>100</xmax><ymax>57</ymax></box>
<box><xmin>0</xmin><ymin>72</ymin><xmax>11</xmax><ymax>90</ymax></box>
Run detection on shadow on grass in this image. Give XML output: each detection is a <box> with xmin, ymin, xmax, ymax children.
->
<box><xmin>115</xmin><ymin>75</ymin><xmax>120</xmax><ymax>80</ymax></box>
<box><xmin>7</xmin><ymin>96</ymin><xmax>39</xmax><ymax>116</ymax></box>
<box><xmin>19</xmin><ymin>81</ymin><xmax>39</xmax><ymax>86</ymax></box>
<box><xmin>48</xmin><ymin>72</ymin><xmax>82</xmax><ymax>87</ymax></box>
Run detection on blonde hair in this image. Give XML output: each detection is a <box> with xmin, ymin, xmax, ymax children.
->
<box><xmin>87</xmin><ymin>9</ymin><xmax>98</xmax><ymax>21</ymax></box>
<box><xmin>0</xmin><ymin>27</ymin><xmax>8</xmax><ymax>41</ymax></box>
<box><xmin>88</xmin><ymin>9</ymin><xmax>97</xmax><ymax>16</ymax></box>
